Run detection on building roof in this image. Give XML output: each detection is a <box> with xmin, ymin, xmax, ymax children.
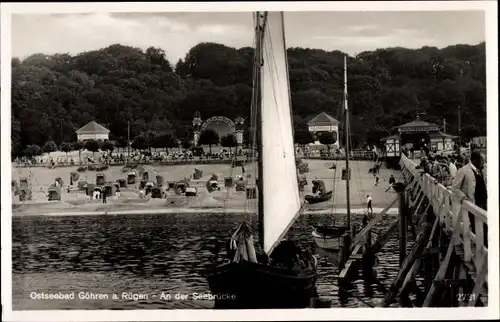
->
<box><xmin>395</xmin><ymin>118</ymin><xmax>439</xmax><ymax>131</ymax></box>
<box><xmin>307</xmin><ymin>112</ymin><xmax>340</xmax><ymax>126</ymax></box>
<box><xmin>76</xmin><ymin>121</ymin><xmax>110</xmax><ymax>135</ymax></box>
<box><xmin>381</xmin><ymin>133</ymin><xmax>401</xmax><ymax>141</ymax></box>
<box><xmin>429</xmin><ymin>131</ymin><xmax>458</xmax><ymax>138</ymax></box>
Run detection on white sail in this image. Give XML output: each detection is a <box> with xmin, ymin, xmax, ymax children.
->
<box><xmin>260</xmin><ymin>12</ymin><xmax>302</xmax><ymax>253</ymax></box>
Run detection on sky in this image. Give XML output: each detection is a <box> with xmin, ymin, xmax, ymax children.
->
<box><xmin>11</xmin><ymin>11</ymin><xmax>486</xmax><ymax>63</ymax></box>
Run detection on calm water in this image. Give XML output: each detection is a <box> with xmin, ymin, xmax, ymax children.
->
<box><xmin>12</xmin><ymin>212</ymin><xmax>408</xmax><ymax>309</ymax></box>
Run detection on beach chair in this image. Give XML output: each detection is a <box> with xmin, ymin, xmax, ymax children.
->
<box><xmin>185</xmin><ymin>187</ymin><xmax>197</xmax><ymax>197</ymax></box>
<box><xmin>246</xmin><ymin>187</ymin><xmax>257</xmax><ymax>199</ymax></box>
<box><xmin>116</xmin><ymin>179</ymin><xmax>127</xmax><ymax>188</ymax></box>
<box><xmin>127</xmin><ymin>172</ymin><xmax>137</xmax><ymax>184</ymax></box>
<box><xmin>48</xmin><ymin>184</ymin><xmax>61</xmax><ymax>201</ymax></box>
<box><xmin>96</xmin><ymin>173</ymin><xmax>106</xmax><ymax>186</ymax></box>
<box><xmin>225</xmin><ymin>177</ymin><xmax>234</xmax><ymax>188</ymax></box>
<box><xmin>151</xmin><ymin>187</ymin><xmax>163</xmax><ymax>199</ymax></box>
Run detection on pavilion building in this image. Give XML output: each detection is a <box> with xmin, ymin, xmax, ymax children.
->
<box><xmin>307</xmin><ymin>112</ymin><xmax>341</xmax><ymax>149</ymax></box>
<box><xmin>381</xmin><ymin>116</ymin><xmax>457</xmax><ymax>164</ymax></box>
<box><xmin>75</xmin><ymin>121</ymin><xmax>110</xmax><ymax>141</ymax></box>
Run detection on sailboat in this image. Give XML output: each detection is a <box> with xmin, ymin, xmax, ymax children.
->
<box><xmin>207</xmin><ymin>12</ymin><xmax>318</xmax><ymax>309</ymax></box>
<box><xmin>311</xmin><ymin>55</ymin><xmax>351</xmax><ymax>251</ymax></box>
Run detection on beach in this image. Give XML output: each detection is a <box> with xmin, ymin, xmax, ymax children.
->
<box><xmin>11</xmin><ymin>160</ymin><xmax>402</xmax><ymax>216</ymax></box>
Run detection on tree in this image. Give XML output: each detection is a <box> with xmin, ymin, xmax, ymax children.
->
<box><xmin>318</xmin><ymin>131</ymin><xmax>337</xmax><ymax>153</ymax></box>
<box><xmin>72</xmin><ymin>141</ymin><xmax>84</xmax><ymax>151</ymax></box>
<box><xmin>115</xmin><ymin>137</ymin><xmax>129</xmax><ymax>148</ymax></box>
<box><xmin>43</xmin><ymin>140</ymin><xmax>58</xmax><ymax>156</ymax></box>
<box><xmin>131</xmin><ymin>135</ymin><xmax>148</xmax><ymax>151</ymax></box>
<box><xmin>72</xmin><ymin>141</ymin><xmax>84</xmax><ymax>161</ymax></box>
<box><xmin>220</xmin><ymin>133</ymin><xmax>238</xmax><ymax>153</ymax></box>
<box><xmin>294</xmin><ymin>128</ymin><xmax>314</xmax><ymax>148</ymax></box>
<box><xmin>198</xmin><ymin>129</ymin><xmax>220</xmax><ymax>154</ymax></box>
<box><xmin>181</xmin><ymin>139</ymin><xmax>191</xmax><ymax>150</ymax></box>
<box><xmin>10</xmin><ymin>42</ymin><xmax>486</xmax><ymax>159</ymax></box>
<box><xmin>59</xmin><ymin>142</ymin><xmax>73</xmax><ymax>158</ymax></box>
<box><xmin>153</xmin><ymin>131</ymin><xmax>177</xmax><ymax>151</ymax></box>
<box><xmin>24</xmin><ymin>144</ymin><xmax>42</xmax><ymax>159</ymax></box>
<box><xmin>84</xmin><ymin>139</ymin><xmax>100</xmax><ymax>157</ymax></box>
<box><xmin>101</xmin><ymin>140</ymin><xmax>115</xmax><ymax>156</ymax></box>
<box><xmin>365</xmin><ymin>126</ymin><xmax>390</xmax><ymax>148</ymax></box>
<box><xmin>140</xmin><ymin>131</ymin><xmax>158</xmax><ymax>151</ymax></box>
<box><xmin>131</xmin><ymin>131</ymin><xmax>157</xmax><ymax>152</ymax></box>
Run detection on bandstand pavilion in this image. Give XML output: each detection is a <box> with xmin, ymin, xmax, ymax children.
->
<box><xmin>307</xmin><ymin>112</ymin><xmax>341</xmax><ymax>149</ymax></box>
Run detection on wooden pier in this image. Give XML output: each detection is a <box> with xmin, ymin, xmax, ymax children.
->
<box><xmin>335</xmin><ymin>154</ymin><xmax>488</xmax><ymax>307</ymax></box>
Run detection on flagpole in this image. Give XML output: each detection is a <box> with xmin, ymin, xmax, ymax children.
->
<box><xmin>127</xmin><ymin>121</ymin><xmax>131</xmax><ymax>159</ymax></box>
<box><xmin>344</xmin><ymin>55</ymin><xmax>351</xmax><ymax>231</ymax></box>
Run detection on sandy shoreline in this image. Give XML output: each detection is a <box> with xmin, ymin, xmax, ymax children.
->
<box><xmin>12</xmin><ymin>205</ymin><xmax>399</xmax><ymax>217</ymax></box>
<box><xmin>12</xmin><ymin>160</ymin><xmax>403</xmax><ymax>217</ymax></box>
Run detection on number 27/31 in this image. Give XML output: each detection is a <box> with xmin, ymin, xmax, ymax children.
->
<box><xmin>457</xmin><ymin>293</ymin><xmax>476</xmax><ymax>302</ymax></box>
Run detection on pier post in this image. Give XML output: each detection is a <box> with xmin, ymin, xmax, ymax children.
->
<box><xmin>352</xmin><ymin>223</ymin><xmax>359</xmax><ymax>239</ymax></box>
<box><xmin>362</xmin><ymin>229</ymin><xmax>374</xmax><ymax>281</ymax></box>
<box><xmin>399</xmin><ymin>191</ymin><xmax>407</xmax><ymax>267</ymax></box>
<box><xmin>339</xmin><ymin>233</ymin><xmax>352</xmax><ymax>273</ymax></box>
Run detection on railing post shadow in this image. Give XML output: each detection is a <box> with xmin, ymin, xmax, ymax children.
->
<box><xmin>399</xmin><ymin>190</ymin><xmax>407</xmax><ymax>267</ymax></box>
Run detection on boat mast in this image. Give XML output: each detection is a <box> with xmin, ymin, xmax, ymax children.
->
<box><xmin>255</xmin><ymin>12</ymin><xmax>267</xmax><ymax>249</ymax></box>
<box><xmin>344</xmin><ymin>55</ymin><xmax>351</xmax><ymax>230</ymax></box>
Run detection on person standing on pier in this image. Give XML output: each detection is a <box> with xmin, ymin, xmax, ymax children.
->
<box><xmin>386</xmin><ymin>174</ymin><xmax>396</xmax><ymax>192</ymax></box>
<box><xmin>451</xmin><ymin>151</ymin><xmax>487</xmax><ymax>245</ymax></box>
<box><xmin>366</xmin><ymin>195</ymin><xmax>373</xmax><ymax>215</ymax></box>
<box><xmin>448</xmin><ymin>156</ymin><xmax>458</xmax><ymax>179</ymax></box>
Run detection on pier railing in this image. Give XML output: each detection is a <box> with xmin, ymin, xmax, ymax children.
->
<box><xmin>399</xmin><ymin>154</ymin><xmax>488</xmax><ymax>294</ymax></box>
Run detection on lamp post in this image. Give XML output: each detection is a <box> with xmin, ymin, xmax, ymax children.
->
<box><xmin>192</xmin><ymin>111</ymin><xmax>203</xmax><ymax>147</ymax></box>
<box><xmin>234</xmin><ymin>116</ymin><xmax>245</xmax><ymax>155</ymax></box>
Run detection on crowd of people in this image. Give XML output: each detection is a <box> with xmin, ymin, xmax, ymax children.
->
<box><xmin>416</xmin><ymin>150</ymin><xmax>487</xmax><ymax>246</ymax></box>
<box><xmin>415</xmin><ymin>152</ymin><xmax>470</xmax><ymax>187</ymax></box>
<box><xmin>14</xmin><ymin>148</ymin><xmax>257</xmax><ymax>168</ymax></box>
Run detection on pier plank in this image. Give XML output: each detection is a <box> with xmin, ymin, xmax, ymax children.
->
<box><xmin>338</xmin><ymin>244</ymin><xmax>362</xmax><ymax>280</ymax></box>
<box><xmin>398</xmin><ymin>214</ymin><xmax>440</xmax><ymax>298</ymax></box>
<box><xmin>379</xmin><ymin>220</ymin><xmax>432</xmax><ymax>307</ymax></box>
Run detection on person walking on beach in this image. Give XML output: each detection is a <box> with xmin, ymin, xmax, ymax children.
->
<box><xmin>374</xmin><ymin>175</ymin><xmax>380</xmax><ymax>186</ymax></box>
<box><xmin>366</xmin><ymin>195</ymin><xmax>373</xmax><ymax>215</ymax></box>
<box><xmin>102</xmin><ymin>190</ymin><xmax>107</xmax><ymax>204</ymax></box>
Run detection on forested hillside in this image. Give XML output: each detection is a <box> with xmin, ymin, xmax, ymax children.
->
<box><xmin>11</xmin><ymin>42</ymin><xmax>486</xmax><ymax>157</ymax></box>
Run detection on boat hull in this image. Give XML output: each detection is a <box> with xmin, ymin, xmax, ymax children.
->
<box><xmin>311</xmin><ymin>226</ymin><xmax>347</xmax><ymax>251</ymax></box>
<box><xmin>304</xmin><ymin>191</ymin><xmax>333</xmax><ymax>205</ymax></box>
<box><xmin>207</xmin><ymin>261</ymin><xmax>318</xmax><ymax>309</ymax></box>
<box><xmin>312</xmin><ymin>230</ymin><xmax>341</xmax><ymax>251</ymax></box>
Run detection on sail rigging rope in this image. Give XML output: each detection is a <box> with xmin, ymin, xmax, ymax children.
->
<box><xmin>300</xmin><ymin>51</ymin><xmax>340</xmax><ymax>222</ymax></box>
<box><xmin>343</xmin><ymin>58</ymin><xmax>366</xmax><ymax>214</ymax></box>
<box><xmin>245</xmin><ymin>12</ymin><xmax>260</xmax><ymax>223</ymax></box>
<box><xmin>348</xmin><ymin>122</ymin><xmax>367</xmax><ymax>212</ymax></box>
